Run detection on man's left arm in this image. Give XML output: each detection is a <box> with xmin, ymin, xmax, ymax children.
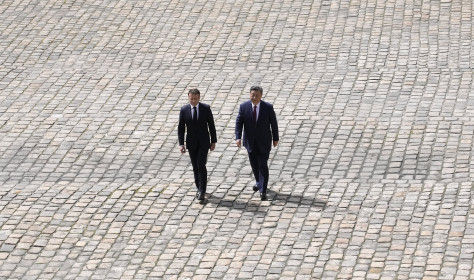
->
<box><xmin>270</xmin><ymin>105</ymin><xmax>279</xmax><ymax>147</ymax></box>
<box><xmin>207</xmin><ymin>106</ymin><xmax>217</xmax><ymax>150</ymax></box>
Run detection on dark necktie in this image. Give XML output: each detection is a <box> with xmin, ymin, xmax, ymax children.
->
<box><xmin>253</xmin><ymin>105</ymin><xmax>257</xmax><ymax>124</ymax></box>
<box><xmin>193</xmin><ymin>106</ymin><xmax>197</xmax><ymax>122</ymax></box>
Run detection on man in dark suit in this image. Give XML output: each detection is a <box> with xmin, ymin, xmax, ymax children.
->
<box><xmin>235</xmin><ymin>86</ymin><xmax>279</xmax><ymax>201</ymax></box>
<box><xmin>178</xmin><ymin>89</ymin><xmax>217</xmax><ymax>200</ymax></box>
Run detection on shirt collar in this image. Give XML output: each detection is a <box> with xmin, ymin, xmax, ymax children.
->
<box><xmin>190</xmin><ymin>103</ymin><xmax>199</xmax><ymax>109</ymax></box>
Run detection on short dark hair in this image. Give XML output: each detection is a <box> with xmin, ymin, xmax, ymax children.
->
<box><xmin>250</xmin><ymin>86</ymin><xmax>263</xmax><ymax>94</ymax></box>
<box><xmin>188</xmin><ymin>89</ymin><xmax>200</xmax><ymax>95</ymax></box>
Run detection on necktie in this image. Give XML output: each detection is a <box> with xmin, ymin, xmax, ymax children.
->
<box><xmin>253</xmin><ymin>105</ymin><xmax>257</xmax><ymax>124</ymax></box>
<box><xmin>193</xmin><ymin>106</ymin><xmax>197</xmax><ymax>122</ymax></box>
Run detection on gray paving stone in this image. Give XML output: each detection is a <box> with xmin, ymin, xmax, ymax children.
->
<box><xmin>0</xmin><ymin>0</ymin><xmax>473</xmax><ymax>279</ymax></box>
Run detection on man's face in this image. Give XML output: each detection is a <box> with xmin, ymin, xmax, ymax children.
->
<box><xmin>188</xmin><ymin>93</ymin><xmax>200</xmax><ymax>106</ymax></box>
<box><xmin>250</xmin><ymin>90</ymin><xmax>262</xmax><ymax>105</ymax></box>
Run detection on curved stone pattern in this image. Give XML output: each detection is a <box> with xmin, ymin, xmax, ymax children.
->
<box><xmin>0</xmin><ymin>0</ymin><xmax>473</xmax><ymax>279</ymax></box>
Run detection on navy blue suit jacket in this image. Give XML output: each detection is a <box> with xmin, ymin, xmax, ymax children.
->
<box><xmin>178</xmin><ymin>103</ymin><xmax>217</xmax><ymax>149</ymax></box>
<box><xmin>235</xmin><ymin>100</ymin><xmax>279</xmax><ymax>154</ymax></box>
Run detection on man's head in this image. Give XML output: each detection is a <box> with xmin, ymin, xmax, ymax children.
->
<box><xmin>250</xmin><ymin>86</ymin><xmax>263</xmax><ymax>105</ymax></box>
<box><xmin>188</xmin><ymin>89</ymin><xmax>201</xmax><ymax>106</ymax></box>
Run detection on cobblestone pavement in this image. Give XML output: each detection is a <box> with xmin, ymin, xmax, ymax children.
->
<box><xmin>0</xmin><ymin>0</ymin><xmax>473</xmax><ymax>279</ymax></box>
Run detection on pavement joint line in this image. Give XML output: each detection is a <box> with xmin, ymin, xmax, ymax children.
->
<box><xmin>0</xmin><ymin>0</ymin><xmax>473</xmax><ymax>279</ymax></box>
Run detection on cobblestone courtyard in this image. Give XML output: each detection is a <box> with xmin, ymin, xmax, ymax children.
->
<box><xmin>0</xmin><ymin>0</ymin><xmax>473</xmax><ymax>279</ymax></box>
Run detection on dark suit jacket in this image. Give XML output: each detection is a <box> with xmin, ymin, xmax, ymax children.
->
<box><xmin>235</xmin><ymin>100</ymin><xmax>279</xmax><ymax>154</ymax></box>
<box><xmin>178</xmin><ymin>103</ymin><xmax>217</xmax><ymax>149</ymax></box>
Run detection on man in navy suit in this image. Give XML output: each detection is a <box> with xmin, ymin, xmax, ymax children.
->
<box><xmin>235</xmin><ymin>86</ymin><xmax>279</xmax><ymax>201</ymax></box>
<box><xmin>178</xmin><ymin>89</ymin><xmax>217</xmax><ymax>200</ymax></box>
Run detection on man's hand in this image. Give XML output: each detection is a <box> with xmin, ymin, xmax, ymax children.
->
<box><xmin>180</xmin><ymin>145</ymin><xmax>186</xmax><ymax>154</ymax></box>
<box><xmin>236</xmin><ymin>139</ymin><xmax>241</xmax><ymax>148</ymax></box>
<box><xmin>210</xmin><ymin>143</ymin><xmax>216</xmax><ymax>151</ymax></box>
<box><xmin>273</xmin><ymin>141</ymin><xmax>279</xmax><ymax>147</ymax></box>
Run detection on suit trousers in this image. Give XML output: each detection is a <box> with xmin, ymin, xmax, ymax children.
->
<box><xmin>188</xmin><ymin>146</ymin><xmax>209</xmax><ymax>193</ymax></box>
<box><xmin>248</xmin><ymin>145</ymin><xmax>270</xmax><ymax>193</ymax></box>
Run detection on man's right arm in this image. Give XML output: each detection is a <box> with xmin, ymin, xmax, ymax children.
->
<box><xmin>235</xmin><ymin>104</ymin><xmax>243</xmax><ymax>148</ymax></box>
<box><xmin>178</xmin><ymin>107</ymin><xmax>186</xmax><ymax>153</ymax></box>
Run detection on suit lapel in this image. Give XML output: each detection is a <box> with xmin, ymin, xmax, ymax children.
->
<box><xmin>196</xmin><ymin>103</ymin><xmax>201</xmax><ymax>122</ymax></box>
<box><xmin>258</xmin><ymin>102</ymin><xmax>264</xmax><ymax>123</ymax></box>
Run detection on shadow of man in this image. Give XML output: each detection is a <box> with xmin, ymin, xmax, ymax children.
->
<box><xmin>201</xmin><ymin>190</ymin><xmax>327</xmax><ymax>211</ymax></box>
<box><xmin>267</xmin><ymin>190</ymin><xmax>327</xmax><ymax>208</ymax></box>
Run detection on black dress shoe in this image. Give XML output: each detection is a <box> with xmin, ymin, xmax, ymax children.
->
<box><xmin>253</xmin><ymin>185</ymin><xmax>259</xmax><ymax>192</ymax></box>
<box><xmin>260</xmin><ymin>192</ymin><xmax>267</xmax><ymax>201</ymax></box>
<box><xmin>198</xmin><ymin>192</ymin><xmax>205</xmax><ymax>201</ymax></box>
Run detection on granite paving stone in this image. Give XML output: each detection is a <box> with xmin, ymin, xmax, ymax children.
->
<box><xmin>0</xmin><ymin>0</ymin><xmax>473</xmax><ymax>279</ymax></box>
